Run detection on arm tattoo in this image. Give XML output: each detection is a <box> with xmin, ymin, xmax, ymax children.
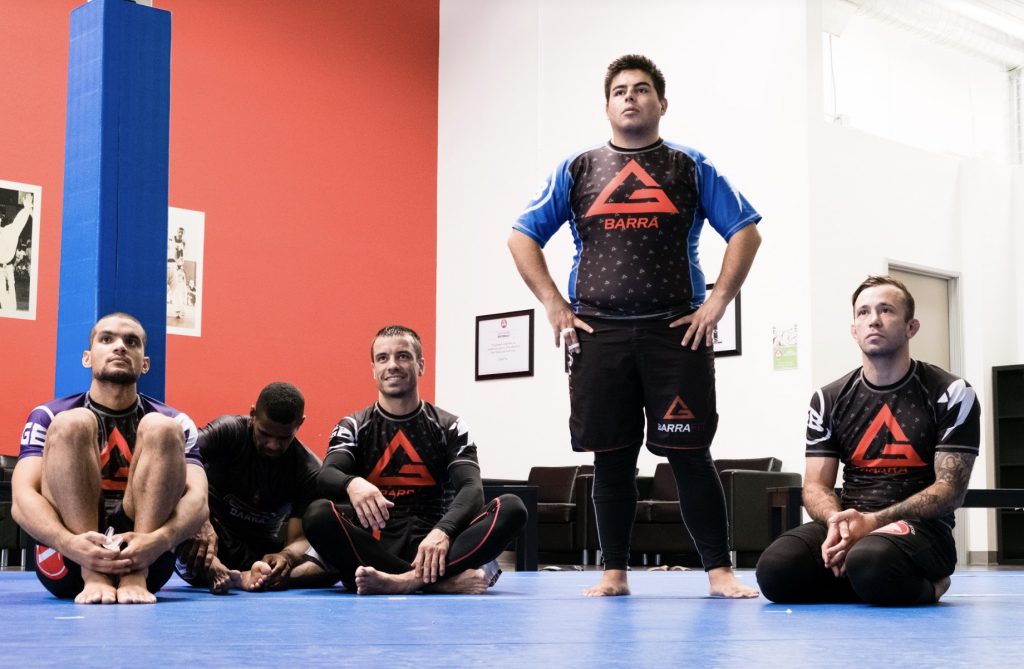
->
<box><xmin>874</xmin><ymin>453</ymin><xmax>976</xmax><ymax>526</ymax></box>
<box><xmin>936</xmin><ymin>452</ymin><xmax>974</xmax><ymax>491</ymax></box>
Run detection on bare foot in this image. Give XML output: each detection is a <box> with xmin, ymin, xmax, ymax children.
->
<box><xmin>208</xmin><ymin>569</ymin><xmax>242</xmax><ymax>594</ymax></box>
<box><xmin>583</xmin><ymin>569</ymin><xmax>630</xmax><ymax>597</ymax></box>
<box><xmin>426</xmin><ymin>569</ymin><xmax>490</xmax><ymax>595</ymax></box>
<box><xmin>116</xmin><ymin>570</ymin><xmax>156</xmax><ymax>604</ymax></box>
<box><xmin>206</xmin><ymin>558</ymin><xmax>239</xmax><ymax>594</ymax></box>
<box><xmin>355</xmin><ymin>566</ymin><xmax>420</xmax><ymax>595</ymax></box>
<box><xmin>75</xmin><ymin>569</ymin><xmax>117</xmax><ymax>605</ymax></box>
<box><xmin>708</xmin><ymin>567</ymin><xmax>758</xmax><ymax>599</ymax></box>
<box><xmin>241</xmin><ymin>561</ymin><xmax>273</xmax><ymax>592</ymax></box>
<box><xmin>933</xmin><ymin>576</ymin><xmax>952</xmax><ymax>602</ymax></box>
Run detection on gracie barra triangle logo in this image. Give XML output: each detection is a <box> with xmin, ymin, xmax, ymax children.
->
<box><xmin>367</xmin><ymin>429</ymin><xmax>437</xmax><ymax>487</ymax></box>
<box><xmin>850</xmin><ymin>404</ymin><xmax>926</xmax><ymax>468</ymax></box>
<box><xmin>585</xmin><ymin>159</ymin><xmax>680</xmax><ymax>216</ymax></box>
<box><xmin>99</xmin><ymin>427</ymin><xmax>132</xmax><ymax>491</ymax></box>
<box><xmin>663</xmin><ymin>396</ymin><xmax>695</xmax><ymax>420</ymax></box>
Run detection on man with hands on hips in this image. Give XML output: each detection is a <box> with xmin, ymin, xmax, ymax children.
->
<box><xmin>509</xmin><ymin>54</ymin><xmax>761</xmax><ymax>598</ymax></box>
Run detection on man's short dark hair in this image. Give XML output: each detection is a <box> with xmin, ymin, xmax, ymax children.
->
<box><xmin>90</xmin><ymin>312</ymin><xmax>147</xmax><ymax>347</ymax></box>
<box><xmin>255</xmin><ymin>382</ymin><xmax>305</xmax><ymax>424</ymax></box>
<box><xmin>851</xmin><ymin>275</ymin><xmax>916</xmax><ymax>321</ymax></box>
<box><xmin>371</xmin><ymin>325</ymin><xmax>423</xmax><ymax>361</ymax></box>
<box><xmin>604</xmin><ymin>54</ymin><xmax>666</xmax><ymax>101</ymax></box>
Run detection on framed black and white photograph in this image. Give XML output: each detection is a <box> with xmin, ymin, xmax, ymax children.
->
<box><xmin>475</xmin><ymin>309</ymin><xmax>534</xmax><ymax>380</ymax></box>
<box><xmin>707</xmin><ymin>283</ymin><xmax>741</xmax><ymax>357</ymax></box>
<box><xmin>0</xmin><ymin>180</ymin><xmax>41</xmax><ymax>320</ymax></box>
<box><xmin>167</xmin><ymin>207</ymin><xmax>205</xmax><ymax>336</ymax></box>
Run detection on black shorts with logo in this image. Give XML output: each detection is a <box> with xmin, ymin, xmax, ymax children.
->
<box><xmin>568</xmin><ymin>316</ymin><xmax>717</xmax><ymax>455</ymax></box>
<box><xmin>34</xmin><ymin>503</ymin><xmax>177</xmax><ymax>599</ymax></box>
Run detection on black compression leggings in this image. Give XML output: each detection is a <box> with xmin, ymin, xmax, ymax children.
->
<box><xmin>755</xmin><ymin>522</ymin><xmax>943</xmax><ymax>605</ymax></box>
<box><xmin>592</xmin><ymin>445</ymin><xmax>731</xmax><ymax>571</ymax></box>
<box><xmin>303</xmin><ymin>494</ymin><xmax>527</xmax><ymax>588</ymax></box>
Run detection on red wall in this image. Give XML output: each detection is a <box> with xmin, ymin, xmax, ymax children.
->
<box><xmin>0</xmin><ymin>0</ymin><xmax>439</xmax><ymax>455</ymax></box>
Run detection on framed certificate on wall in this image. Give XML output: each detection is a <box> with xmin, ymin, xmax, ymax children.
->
<box><xmin>475</xmin><ymin>309</ymin><xmax>534</xmax><ymax>380</ymax></box>
<box><xmin>707</xmin><ymin>284</ymin><xmax>741</xmax><ymax>357</ymax></box>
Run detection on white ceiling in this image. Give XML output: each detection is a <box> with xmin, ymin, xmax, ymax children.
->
<box><xmin>843</xmin><ymin>0</ymin><xmax>1024</xmax><ymax>69</ymax></box>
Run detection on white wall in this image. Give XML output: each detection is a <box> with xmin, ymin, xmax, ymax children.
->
<box><xmin>806</xmin><ymin>7</ymin><xmax>1021</xmax><ymax>557</ymax></box>
<box><xmin>436</xmin><ymin>0</ymin><xmax>1024</xmax><ymax>559</ymax></box>
<box><xmin>437</xmin><ymin>0</ymin><xmax>813</xmax><ymax>479</ymax></box>
<box><xmin>823</xmin><ymin>12</ymin><xmax>1011</xmax><ymax>162</ymax></box>
<box><xmin>806</xmin><ymin>122</ymin><xmax>1023</xmax><ymax>555</ymax></box>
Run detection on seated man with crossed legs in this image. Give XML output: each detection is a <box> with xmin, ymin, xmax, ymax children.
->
<box><xmin>304</xmin><ymin>325</ymin><xmax>527</xmax><ymax>595</ymax></box>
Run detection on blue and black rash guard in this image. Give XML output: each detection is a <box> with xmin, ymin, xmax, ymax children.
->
<box><xmin>514</xmin><ymin>139</ymin><xmax>760</xmax><ymax>320</ymax></box>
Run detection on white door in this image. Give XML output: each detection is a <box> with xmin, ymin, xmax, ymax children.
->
<box><xmin>889</xmin><ymin>266</ymin><xmax>970</xmax><ymax>564</ymax></box>
<box><xmin>889</xmin><ymin>269</ymin><xmax>952</xmax><ymax>370</ymax></box>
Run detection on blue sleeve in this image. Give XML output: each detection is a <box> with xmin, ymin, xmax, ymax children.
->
<box><xmin>694</xmin><ymin>152</ymin><xmax>760</xmax><ymax>241</ymax></box>
<box><xmin>513</xmin><ymin>158</ymin><xmax>575</xmax><ymax>247</ymax></box>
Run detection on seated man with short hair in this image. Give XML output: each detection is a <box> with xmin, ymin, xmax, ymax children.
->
<box><xmin>12</xmin><ymin>312</ymin><xmax>207</xmax><ymax>604</ymax></box>
<box><xmin>304</xmin><ymin>325</ymin><xmax>527</xmax><ymax>595</ymax></box>
<box><xmin>755</xmin><ymin>276</ymin><xmax>979</xmax><ymax>605</ymax></box>
<box><xmin>175</xmin><ymin>382</ymin><xmax>337</xmax><ymax>592</ymax></box>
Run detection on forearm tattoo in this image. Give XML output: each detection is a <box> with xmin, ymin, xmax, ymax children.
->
<box><xmin>874</xmin><ymin>453</ymin><xmax>976</xmax><ymax>526</ymax></box>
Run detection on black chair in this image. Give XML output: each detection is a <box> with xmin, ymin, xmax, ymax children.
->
<box><xmin>1</xmin><ymin>455</ymin><xmax>23</xmax><ymax>568</ymax></box>
<box><xmin>630</xmin><ymin>458</ymin><xmax>801</xmax><ymax>567</ymax></box>
<box><xmin>631</xmin><ymin>463</ymin><xmax>702</xmax><ymax>566</ymax></box>
<box><xmin>527</xmin><ymin>465</ymin><xmax>590</xmax><ymax>565</ymax></box>
<box><xmin>718</xmin><ymin>460</ymin><xmax>800</xmax><ymax>566</ymax></box>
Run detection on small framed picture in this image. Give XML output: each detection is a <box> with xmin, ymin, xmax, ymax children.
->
<box><xmin>166</xmin><ymin>207</ymin><xmax>205</xmax><ymax>336</ymax></box>
<box><xmin>0</xmin><ymin>180</ymin><xmax>41</xmax><ymax>320</ymax></box>
<box><xmin>707</xmin><ymin>283</ymin><xmax>741</xmax><ymax>357</ymax></box>
<box><xmin>475</xmin><ymin>309</ymin><xmax>534</xmax><ymax>380</ymax></box>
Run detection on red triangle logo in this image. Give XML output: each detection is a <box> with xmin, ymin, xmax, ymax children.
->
<box><xmin>585</xmin><ymin>159</ymin><xmax>680</xmax><ymax>217</ymax></box>
<box><xmin>663</xmin><ymin>396</ymin><xmax>696</xmax><ymax>420</ymax></box>
<box><xmin>99</xmin><ymin>427</ymin><xmax>132</xmax><ymax>491</ymax></box>
<box><xmin>850</xmin><ymin>404</ymin><xmax>926</xmax><ymax>468</ymax></box>
<box><xmin>367</xmin><ymin>430</ymin><xmax>437</xmax><ymax>487</ymax></box>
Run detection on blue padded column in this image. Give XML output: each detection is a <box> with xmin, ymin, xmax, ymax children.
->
<box><xmin>55</xmin><ymin>0</ymin><xmax>171</xmax><ymax>399</ymax></box>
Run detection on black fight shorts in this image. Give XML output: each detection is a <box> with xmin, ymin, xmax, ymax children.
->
<box><xmin>34</xmin><ymin>504</ymin><xmax>176</xmax><ymax>599</ymax></box>
<box><xmin>568</xmin><ymin>316</ymin><xmax>718</xmax><ymax>455</ymax></box>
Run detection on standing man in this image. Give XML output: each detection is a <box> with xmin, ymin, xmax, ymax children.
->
<box><xmin>755</xmin><ymin>276</ymin><xmax>979</xmax><ymax>605</ymax></box>
<box><xmin>11</xmin><ymin>313</ymin><xmax>207</xmax><ymax>604</ymax></box>
<box><xmin>304</xmin><ymin>325</ymin><xmax>527</xmax><ymax>595</ymax></box>
<box><xmin>175</xmin><ymin>382</ymin><xmax>336</xmax><ymax>593</ymax></box>
<box><xmin>509</xmin><ymin>54</ymin><xmax>761</xmax><ymax>598</ymax></box>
